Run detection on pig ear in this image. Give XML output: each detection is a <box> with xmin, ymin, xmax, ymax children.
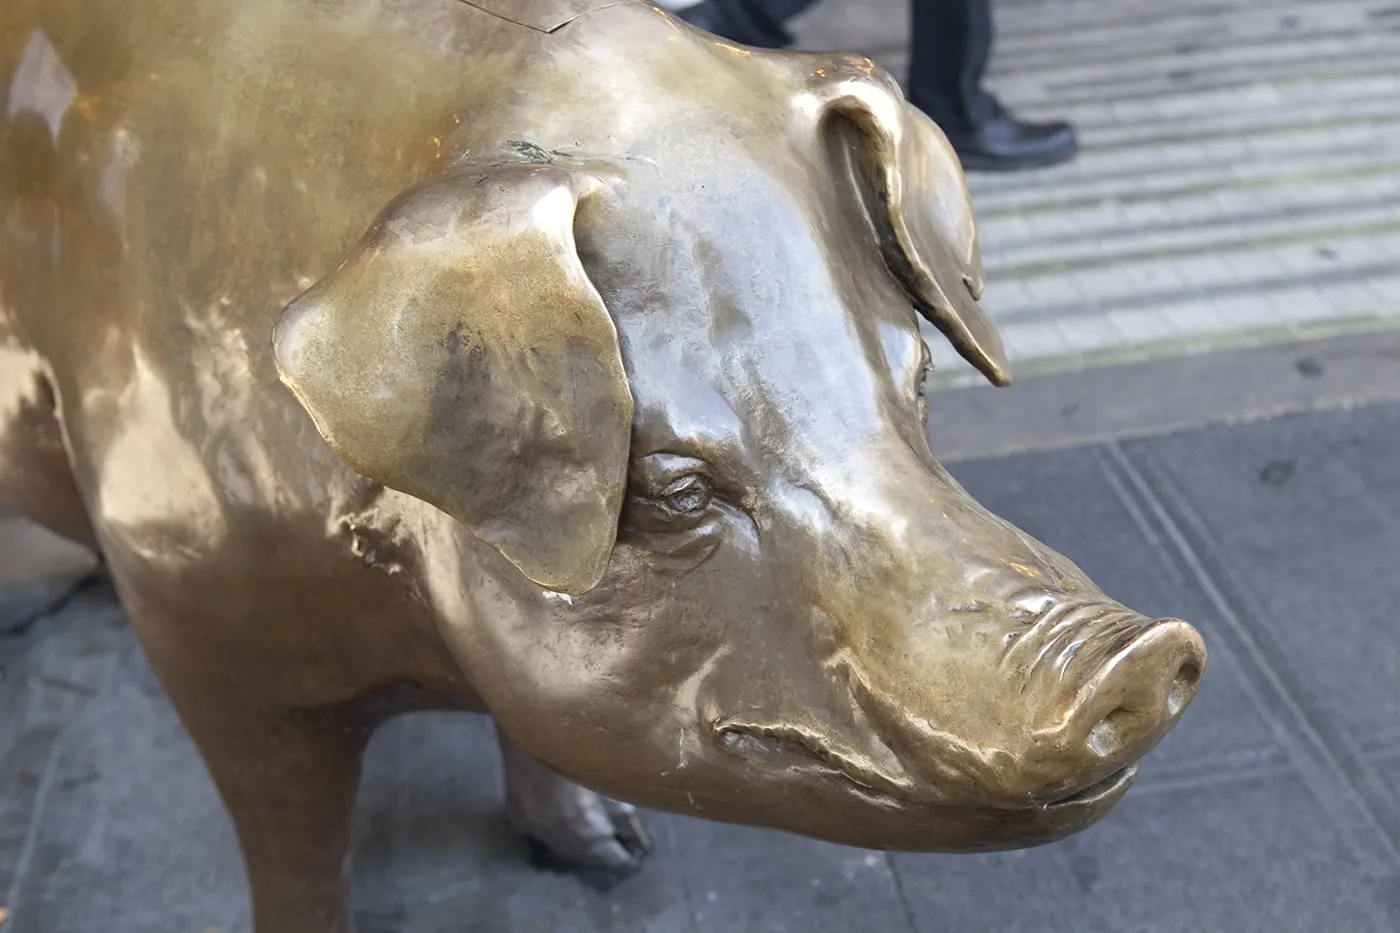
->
<box><xmin>273</xmin><ymin>164</ymin><xmax>633</xmax><ymax>596</ymax></box>
<box><xmin>818</xmin><ymin>74</ymin><xmax>1011</xmax><ymax>387</ymax></box>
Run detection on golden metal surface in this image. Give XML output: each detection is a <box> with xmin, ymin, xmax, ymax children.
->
<box><xmin>0</xmin><ymin>1</ymin><xmax>1205</xmax><ymax>928</ymax></box>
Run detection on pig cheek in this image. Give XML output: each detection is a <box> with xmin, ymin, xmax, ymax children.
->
<box><xmin>605</xmin><ymin>525</ymin><xmax>745</xmax><ymax>694</ymax></box>
<box><xmin>498</xmin><ymin>538</ymin><xmax>758</xmax><ymax>799</ymax></box>
<box><xmin>600</xmin><ymin>521</ymin><xmax>770</xmax><ymax>723</ymax></box>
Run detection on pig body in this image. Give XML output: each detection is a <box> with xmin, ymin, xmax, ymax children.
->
<box><xmin>0</xmin><ymin>2</ymin><xmax>1205</xmax><ymax>930</ymax></box>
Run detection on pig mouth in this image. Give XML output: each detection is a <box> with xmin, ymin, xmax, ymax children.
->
<box><xmin>714</xmin><ymin>721</ymin><xmax>911</xmax><ymax>805</ymax></box>
<box><xmin>1040</xmin><ymin>763</ymin><xmax>1137</xmax><ymax>811</ymax></box>
<box><xmin>715</xmin><ymin>721</ymin><xmax>1140</xmax><ymax>816</ymax></box>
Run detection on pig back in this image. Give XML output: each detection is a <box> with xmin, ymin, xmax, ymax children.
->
<box><xmin>0</xmin><ymin>0</ymin><xmax>576</xmax><ymax>556</ymax></box>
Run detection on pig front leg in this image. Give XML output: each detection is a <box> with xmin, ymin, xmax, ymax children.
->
<box><xmin>176</xmin><ymin>696</ymin><xmax>369</xmax><ymax>933</ymax></box>
<box><xmin>496</xmin><ymin>725</ymin><xmax>652</xmax><ymax>890</ymax></box>
<box><xmin>126</xmin><ymin>609</ymin><xmax>370</xmax><ymax>933</ymax></box>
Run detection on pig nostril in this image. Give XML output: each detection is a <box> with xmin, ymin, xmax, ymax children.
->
<box><xmin>1088</xmin><ymin>658</ymin><xmax>1202</xmax><ymax>760</ymax></box>
<box><xmin>1087</xmin><ymin>706</ymin><xmax>1136</xmax><ymax>759</ymax></box>
<box><xmin>1078</xmin><ymin>620</ymin><xmax>1205</xmax><ymax>765</ymax></box>
<box><xmin>1167</xmin><ymin>660</ymin><xmax>1202</xmax><ymax>717</ymax></box>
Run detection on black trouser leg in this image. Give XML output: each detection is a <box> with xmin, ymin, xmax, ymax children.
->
<box><xmin>906</xmin><ymin>0</ymin><xmax>999</xmax><ymax>133</ymax></box>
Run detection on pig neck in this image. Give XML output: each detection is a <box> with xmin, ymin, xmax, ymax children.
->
<box><xmin>328</xmin><ymin>477</ymin><xmax>480</xmax><ymax>635</ymax></box>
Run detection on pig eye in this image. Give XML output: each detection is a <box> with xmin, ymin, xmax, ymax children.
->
<box><xmin>625</xmin><ymin>454</ymin><xmax>724</xmax><ymax>533</ymax></box>
<box><xmin>659</xmin><ymin>474</ymin><xmax>713</xmax><ymax>514</ymax></box>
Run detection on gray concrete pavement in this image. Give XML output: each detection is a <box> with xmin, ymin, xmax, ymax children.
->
<box><xmin>4</xmin><ymin>340</ymin><xmax>1400</xmax><ymax>931</ymax></box>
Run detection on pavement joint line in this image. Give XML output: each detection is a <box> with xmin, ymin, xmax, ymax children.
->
<box><xmin>994</xmin><ymin>0</ymin><xmax>1375</xmax><ymax>15</ymax></box>
<box><xmin>996</xmin><ymin>0</ymin><xmax>1377</xmax><ymax>11</ymax></box>
<box><xmin>1</xmin><ymin>726</ymin><xmax>65</xmax><ymax>929</ymax></box>
<box><xmin>969</xmin><ymin>159</ymin><xmax>1400</xmax><ymax>219</ymax></box>
<box><xmin>1144</xmin><ymin>743</ymin><xmax>1287</xmax><ymax>777</ymax></box>
<box><xmin>1100</xmin><ymin>442</ymin><xmax>1400</xmax><ymax>872</ymax></box>
<box><xmin>1081</xmin><ymin>109</ymin><xmax>1400</xmax><ymax>156</ymax></box>
<box><xmin>854</xmin><ymin>40</ymin><xmax>1400</xmax><ymax>88</ymax></box>
<box><xmin>931</xmin><ymin>318</ymin><xmax>1400</xmax><ymax>407</ymax></box>
<box><xmin>985</xmin><ymin>217</ymin><xmax>1400</xmax><ymax>282</ymax></box>
<box><xmin>1032</xmin><ymin>61</ymin><xmax>1400</xmax><ymax>108</ymax></box>
<box><xmin>672</xmin><ymin>827</ymin><xmax>704</xmax><ymax>933</ymax></box>
<box><xmin>851</xmin><ymin>20</ymin><xmax>1396</xmax><ymax>70</ymax></box>
<box><xmin>991</xmin><ymin>0</ymin><xmax>1385</xmax><ymax>42</ymax></box>
<box><xmin>0</xmin><ymin>574</ymin><xmax>108</xmax><ymax>641</ymax></box>
<box><xmin>1066</xmin><ymin>91</ymin><xmax>1400</xmax><ymax>138</ymax></box>
<box><xmin>1359</xmin><ymin>733</ymin><xmax>1400</xmax><ymax>756</ymax></box>
<box><xmin>995</xmin><ymin>90</ymin><xmax>1400</xmax><ymax>137</ymax></box>
<box><xmin>2</xmin><ymin>610</ymin><xmax>124</xmax><ymax>929</ymax></box>
<box><xmin>977</xmin><ymin>143</ymin><xmax>1400</xmax><ymax>204</ymax></box>
<box><xmin>1131</xmin><ymin>758</ymin><xmax>1304</xmax><ymax>798</ymax></box>
<box><xmin>993</xmin><ymin>2</ymin><xmax>1273</xmax><ymax>41</ymax></box>
<box><xmin>1041</xmin><ymin>45</ymin><xmax>1400</xmax><ymax>96</ymax></box>
<box><xmin>984</xmin><ymin>191</ymin><xmax>1400</xmax><ymax>257</ymax></box>
<box><xmin>984</xmin><ymin>266</ymin><xmax>1400</xmax><ymax>327</ymax></box>
<box><xmin>987</xmin><ymin>28</ymin><xmax>1400</xmax><ymax>77</ymax></box>
<box><xmin>884</xmin><ymin>856</ymin><xmax>920</xmax><ymax>933</ymax></box>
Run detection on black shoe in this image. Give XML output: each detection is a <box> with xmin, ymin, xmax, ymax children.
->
<box><xmin>674</xmin><ymin>0</ymin><xmax>796</xmax><ymax>49</ymax></box>
<box><xmin>930</xmin><ymin>108</ymin><xmax>1079</xmax><ymax>172</ymax></box>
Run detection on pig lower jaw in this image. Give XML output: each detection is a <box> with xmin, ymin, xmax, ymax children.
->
<box><xmin>713</xmin><ymin>721</ymin><xmax>1142</xmax><ymax>817</ymax></box>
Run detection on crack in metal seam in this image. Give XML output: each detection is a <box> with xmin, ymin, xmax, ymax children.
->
<box><xmin>453</xmin><ymin>1</ymin><xmax>626</xmax><ymax>33</ymax></box>
<box><xmin>1100</xmin><ymin>440</ymin><xmax>1400</xmax><ymax>870</ymax></box>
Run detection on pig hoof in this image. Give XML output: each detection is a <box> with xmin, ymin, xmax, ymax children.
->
<box><xmin>521</xmin><ymin>800</ymin><xmax>652</xmax><ymax>892</ymax></box>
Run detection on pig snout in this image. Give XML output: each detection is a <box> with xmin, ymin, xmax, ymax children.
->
<box><xmin>1017</xmin><ymin>611</ymin><xmax>1205</xmax><ymax>807</ymax></box>
<box><xmin>843</xmin><ymin>589</ymin><xmax>1205</xmax><ymax>817</ymax></box>
<box><xmin>1072</xmin><ymin>618</ymin><xmax>1203</xmax><ymax>768</ymax></box>
<box><xmin>894</xmin><ymin>491</ymin><xmax>1208</xmax><ymax>811</ymax></box>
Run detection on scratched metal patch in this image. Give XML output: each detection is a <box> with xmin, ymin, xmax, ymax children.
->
<box><xmin>456</xmin><ymin>0</ymin><xmax>624</xmax><ymax>33</ymax></box>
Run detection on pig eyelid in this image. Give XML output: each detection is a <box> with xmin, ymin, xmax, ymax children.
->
<box><xmin>631</xmin><ymin>451</ymin><xmax>710</xmax><ymax>488</ymax></box>
<box><xmin>629</xmin><ymin>454</ymin><xmax>713</xmax><ymax>502</ymax></box>
<box><xmin>621</xmin><ymin>467</ymin><xmax>723</xmax><ymax>535</ymax></box>
<box><xmin>629</xmin><ymin>450</ymin><xmax>757</xmax><ymax>513</ymax></box>
<box><xmin>656</xmin><ymin>473</ymin><xmax>714</xmax><ymax>514</ymax></box>
<box><xmin>639</xmin><ymin>464</ymin><xmax>717</xmax><ymax>506</ymax></box>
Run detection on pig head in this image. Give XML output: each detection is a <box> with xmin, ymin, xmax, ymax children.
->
<box><xmin>272</xmin><ymin>7</ymin><xmax>1205</xmax><ymax>853</ymax></box>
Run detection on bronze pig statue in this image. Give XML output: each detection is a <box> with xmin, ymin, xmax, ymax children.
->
<box><xmin>0</xmin><ymin>0</ymin><xmax>1206</xmax><ymax>929</ymax></box>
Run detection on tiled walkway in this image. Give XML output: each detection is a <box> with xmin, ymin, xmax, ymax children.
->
<box><xmin>794</xmin><ymin>0</ymin><xmax>1400</xmax><ymax>385</ymax></box>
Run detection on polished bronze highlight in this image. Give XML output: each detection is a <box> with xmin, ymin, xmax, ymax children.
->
<box><xmin>0</xmin><ymin>2</ymin><xmax>1204</xmax><ymax>930</ymax></box>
